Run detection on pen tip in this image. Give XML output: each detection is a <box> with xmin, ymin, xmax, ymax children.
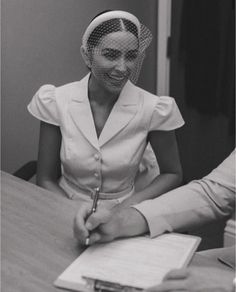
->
<box><xmin>85</xmin><ymin>237</ymin><xmax>90</xmax><ymax>246</ymax></box>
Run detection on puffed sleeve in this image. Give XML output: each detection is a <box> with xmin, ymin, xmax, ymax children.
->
<box><xmin>27</xmin><ymin>84</ymin><xmax>60</xmax><ymax>126</ymax></box>
<box><xmin>149</xmin><ymin>96</ymin><xmax>184</xmax><ymax>131</ymax></box>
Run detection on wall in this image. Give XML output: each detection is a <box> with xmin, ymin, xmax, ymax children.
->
<box><xmin>1</xmin><ymin>0</ymin><xmax>157</xmax><ymax>173</ymax></box>
<box><xmin>170</xmin><ymin>0</ymin><xmax>235</xmax><ymax>250</ymax></box>
<box><xmin>170</xmin><ymin>0</ymin><xmax>235</xmax><ymax>183</ymax></box>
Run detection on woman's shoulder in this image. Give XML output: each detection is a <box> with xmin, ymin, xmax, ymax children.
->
<box><xmin>130</xmin><ymin>83</ymin><xmax>184</xmax><ymax>129</ymax></box>
<box><xmin>55</xmin><ymin>81</ymin><xmax>80</xmax><ymax>99</ymax></box>
<box><xmin>132</xmin><ymin>83</ymin><xmax>173</xmax><ymax>101</ymax></box>
<box><xmin>35</xmin><ymin>81</ymin><xmax>78</xmax><ymax>96</ymax></box>
<box><xmin>36</xmin><ymin>78</ymin><xmax>86</xmax><ymax>105</ymax></box>
<box><xmin>56</xmin><ymin>75</ymin><xmax>89</xmax><ymax>100</ymax></box>
<box><xmin>131</xmin><ymin>83</ymin><xmax>157</xmax><ymax>99</ymax></box>
<box><xmin>28</xmin><ymin>77</ymin><xmax>87</xmax><ymax>125</ymax></box>
<box><xmin>57</xmin><ymin>79</ymin><xmax>84</xmax><ymax>93</ymax></box>
<box><xmin>132</xmin><ymin>83</ymin><xmax>176</xmax><ymax>109</ymax></box>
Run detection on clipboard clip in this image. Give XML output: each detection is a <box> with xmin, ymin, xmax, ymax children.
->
<box><xmin>84</xmin><ymin>277</ymin><xmax>143</xmax><ymax>292</ymax></box>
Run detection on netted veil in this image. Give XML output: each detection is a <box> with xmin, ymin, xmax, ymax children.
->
<box><xmin>81</xmin><ymin>10</ymin><xmax>153</xmax><ymax>84</ymax></box>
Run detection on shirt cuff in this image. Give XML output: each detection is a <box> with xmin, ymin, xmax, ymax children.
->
<box><xmin>132</xmin><ymin>203</ymin><xmax>173</xmax><ymax>238</ymax></box>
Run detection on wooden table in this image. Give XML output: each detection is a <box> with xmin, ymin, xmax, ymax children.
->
<box><xmin>1</xmin><ymin>171</ymin><xmax>231</xmax><ymax>292</ymax></box>
<box><xmin>2</xmin><ymin>171</ymin><xmax>83</xmax><ymax>292</ymax></box>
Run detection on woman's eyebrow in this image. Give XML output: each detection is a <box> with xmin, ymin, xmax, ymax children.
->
<box><xmin>102</xmin><ymin>48</ymin><xmax>139</xmax><ymax>54</ymax></box>
<box><xmin>127</xmin><ymin>49</ymin><xmax>139</xmax><ymax>53</ymax></box>
<box><xmin>101</xmin><ymin>48</ymin><xmax>121</xmax><ymax>54</ymax></box>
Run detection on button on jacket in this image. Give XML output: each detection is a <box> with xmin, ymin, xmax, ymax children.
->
<box><xmin>28</xmin><ymin>74</ymin><xmax>184</xmax><ymax>201</ymax></box>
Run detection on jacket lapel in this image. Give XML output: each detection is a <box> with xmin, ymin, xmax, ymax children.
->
<box><xmin>99</xmin><ymin>80</ymin><xmax>139</xmax><ymax>147</ymax></box>
<box><xmin>68</xmin><ymin>74</ymin><xmax>100</xmax><ymax>150</ymax></box>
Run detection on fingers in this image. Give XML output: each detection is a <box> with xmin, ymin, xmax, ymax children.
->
<box><xmin>85</xmin><ymin>207</ymin><xmax>112</xmax><ymax>231</ymax></box>
<box><xmin>87</xmin><ymin>232</ymin><xmax>102</xmax><ymax>245</ymax></box>
<box><xmin>164</xmin><ymin>269</ymin><xmax>189</xmax><ymax>280</ymax></box>
<box><xmin>85</xmin><ymin>231</ymin><xmax>114</xmax><ymax>246</ymax></box>
<box><xmin>146</xmin><ymin>270</ymin><xmax>189</xmax><ymax>292</ymax></box>
<box><xmin>88</xmin><ymin>231</ymin><xmax>116</xmax><ymax>245</ymax></box>
<box><xmin>73</xmin><ymin>203</ymin><xmax>92</xmax><ymax>244</ymax></box>
<box><xmin>147</xmin><ymin>280</ymin><xmax>187</xmax><ymax>291</ymax></box>
<box><xmin>73</xmin><ymin>204</ymin><xmax>113</xmax><ymax>245</ymax></box>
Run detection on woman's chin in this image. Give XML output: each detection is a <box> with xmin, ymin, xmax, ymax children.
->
<box><xmin>105</xmin><ymin>76</ymin><xmax>128</xmax><ymax>92</ymax></box>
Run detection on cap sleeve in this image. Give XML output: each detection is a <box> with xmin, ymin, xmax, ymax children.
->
<box><xmin>149</xmin><ymin>96</ymin><xmax>184</xmax><ymax>131</ymax></box>
<box><xmin>27</xmin><ymin>84</ymin><xmax>60</xmax><ymax>126</ymax></box>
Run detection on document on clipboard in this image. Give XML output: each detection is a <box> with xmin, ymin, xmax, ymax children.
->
<box><xmin>54</xmin><ymin>233</ymin><xmax>201</xmax><ymax>292</ymax></box>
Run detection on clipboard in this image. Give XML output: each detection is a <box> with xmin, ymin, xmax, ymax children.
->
<box><xmin>83</xmin><ymin>277</ymin><xmax>142</xmax><ymax>292</ymax></box>
<box><xmin>54</xmin><ymin>233</ymin><xmax>201</xmax><ymax>292</ymax></box>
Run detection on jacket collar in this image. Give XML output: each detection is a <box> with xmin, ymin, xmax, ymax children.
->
<box><xmin>69</xmin><ymin>73</ymin><xmax>139</xmax><ymax>149</ymax></box>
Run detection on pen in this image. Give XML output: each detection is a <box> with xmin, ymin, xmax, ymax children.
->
<box><xmin>91</xmin><ymin>187</ymin><xmax>100</xmax><ymax>214</ymax></box>
<box><xmin>85</xmin><ymin>187</ymin><xmax>100</xmax><ymax>246</ymax></box>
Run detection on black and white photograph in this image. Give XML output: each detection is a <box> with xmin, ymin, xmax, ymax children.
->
<box><xmin>1</xmin><ymin>0</ymin><xmax>235</xmax><ymax>291</ymax></box>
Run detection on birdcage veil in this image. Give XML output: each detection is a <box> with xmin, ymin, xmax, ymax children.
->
<box><xmin>81</xmin><ymin>10</ymin><xmax>153</xmax><ymax>84</ymax></box>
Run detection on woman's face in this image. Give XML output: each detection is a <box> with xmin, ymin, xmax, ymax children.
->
<box><xmin>89</xmin><ymin>31</ymin><xmax>139</xmax><ymax>93</ymax></box>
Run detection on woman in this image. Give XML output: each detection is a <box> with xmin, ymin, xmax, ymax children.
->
<box><xmin>28</xmin><ymin>10</ymin><xmax>184</xmax><ymax>209</ymax></box>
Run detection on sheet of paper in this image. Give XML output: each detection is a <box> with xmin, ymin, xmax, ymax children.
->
<box><xmin>70</xmin><ymin>233</ymin><xmax>200</xmax><ymax>289</ymax></box>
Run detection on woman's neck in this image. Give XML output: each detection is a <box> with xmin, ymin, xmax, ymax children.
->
<box><xmin>88</xmin><ymin>74</ymin><xmax>119</xmax><ymax>106</ymax></box>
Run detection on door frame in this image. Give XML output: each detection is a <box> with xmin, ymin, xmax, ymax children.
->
<box><xmin>156</xmin><ymin>0</ymin><xmax>172</xmax><ymax>96</ymax></box>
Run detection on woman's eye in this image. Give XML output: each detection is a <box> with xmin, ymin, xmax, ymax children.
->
<box><xmin>126</xmin><ymin>52</ymin><xmax>138</xmax><ymax>61</ymax></box>
<box><xmin>103</xmin><ymin>50</ymin><xmax>120</xmax><ymax>60</ymax></box>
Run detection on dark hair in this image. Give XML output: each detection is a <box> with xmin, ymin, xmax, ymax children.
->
<box><xmin>87</xmin><ymin>13</ymin><xmax>139</xmax><ymax>51</ymax></box>
<box><xmin>90</xmin><ymin>10</ymin><xmax>112</xmax><ymax>21</ymax></box>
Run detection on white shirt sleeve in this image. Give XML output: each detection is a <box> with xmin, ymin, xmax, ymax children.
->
<box><xmin>133</xmin><ymin>149</ymin><xmax>235</xmax><ymax>238</ymax></box>
<box><xmin>149</xmin><ymin>96</ymin><xmax>185</xmax><ymax>131</ymax></box>
<box><xmin>27</xmin><ymin>84</ymin><xmax>60</xmax><ymax>126</ymax></box>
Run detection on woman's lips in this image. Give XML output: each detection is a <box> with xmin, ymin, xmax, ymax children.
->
<box><xmin>107</xmin><ymin>74</ymin><xmax>127</xmax><ymax>84</ymax></box>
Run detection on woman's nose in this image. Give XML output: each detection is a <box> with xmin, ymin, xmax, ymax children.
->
<box><xmin>115</xmin><ymin>57</ymin><xmax>127</xmax><ymax>72</ymax></box>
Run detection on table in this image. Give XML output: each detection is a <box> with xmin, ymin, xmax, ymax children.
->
<box><xmin>2</xmin><ymin>171</ymin><xmax>83</xmax><ymax>292</ymax></box>
<box><xmin>1</xmin><ymin>171</ymin><xmax>231</xmax><ymax>292</ymax></box>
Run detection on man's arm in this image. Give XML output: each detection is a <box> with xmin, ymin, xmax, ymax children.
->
<box><xmin>73</xmin><ymin>150</ymin><xmax>235</xmax><ymax>244</ymax></box>
<box><xmin>134</xmin><ymin>149</ymin><xmax>235</xmax><ymax>237</ymax></box>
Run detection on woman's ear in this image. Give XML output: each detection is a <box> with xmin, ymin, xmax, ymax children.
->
<box><xmin>80</xmin><ymin>46</ymin><xmax>91</xmax><ymax>68</ymax></box>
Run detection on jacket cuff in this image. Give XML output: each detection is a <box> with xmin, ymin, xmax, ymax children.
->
<box><xmin>131</xmin><ymin>204</ymin><xmax>173</xmax><ymax>238</ymax></box>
